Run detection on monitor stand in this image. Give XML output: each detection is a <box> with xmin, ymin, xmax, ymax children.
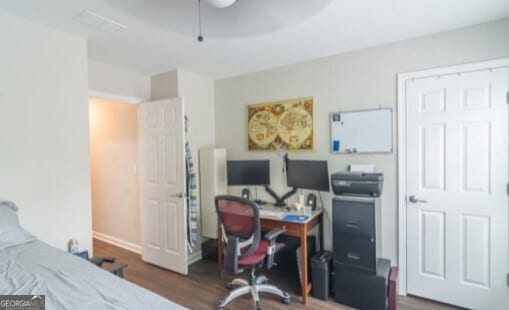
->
<box><xmin>264</xmin><ymin>186</ymin><xmax>297</xmax><ymax>207</ymax></box>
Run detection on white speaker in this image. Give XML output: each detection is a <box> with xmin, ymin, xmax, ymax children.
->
<box><xmin>199</xmin><ymin>147</ymin><xmax>227</xmax><ymax>239</ymax></box>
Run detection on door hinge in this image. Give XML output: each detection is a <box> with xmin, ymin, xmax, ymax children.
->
<box><xmin>507</xmin><ymin>183</ymin><xmax>509</xmax><ymax>195</ymax></box>
<box><xmin>507</xmin><ymin>273</ymin><xmax>509</xmax><ymax>287</ymax></box>
<box><xmin>506</xmin><ymin>91</ymin><xmax>509</xmax><ymax>104</ymax></box>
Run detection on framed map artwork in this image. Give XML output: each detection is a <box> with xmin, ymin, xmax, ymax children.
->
<box><xmin>247</xmin><ymin>97</ymin><xmax>314</xmax><ymax>151</ymax></box>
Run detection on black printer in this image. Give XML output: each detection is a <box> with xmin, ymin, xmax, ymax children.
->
<box><xmin>331</xmin><ymin>172</ymin><xmax>383</xmax><ymax>197</ymax></box>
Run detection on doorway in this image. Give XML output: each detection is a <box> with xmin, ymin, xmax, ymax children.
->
<box><xmin>89</xmin><ymin>96</ymin><xmax>189</xmax><ymax>275</ymax></box>
<box><xmin>89</xmin><ymin>98</ymin><xmax>141</xmax><ymax>253</ymax></box>
<box><xmin>398</xmin><ymin>59</ymin><xmax>509</xmax><ymax>309</ymax></box>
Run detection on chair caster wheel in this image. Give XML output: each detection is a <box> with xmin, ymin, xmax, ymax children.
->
<box><xmin>256</xmin><ymin>275</ymin><xmax>269</xmax><ymax>285</ymax></box>
<box><xmin>226</xmin><ymin>282</ymin><xmax>234</xmax><ymax>289</ymax></box>
<box><xmin>217</xmin><ymin>300</ymin><xmax>225</xmax><ymax>310</ymax></box>
<box><xmin>282</xmin><ymin>292</ymin><xmax>290</xmax><ymax>304</ymax></box>
<box><xmin>255</xmin><ymin>301</ymin><xmax>261</xmax><ymax>310</ymax></box>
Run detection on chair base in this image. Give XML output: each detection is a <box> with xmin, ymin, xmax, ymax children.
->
<box><xmin>218</xmin><ymin>271</ymin><xmax>290</xmax><ymax>310</ymax></box>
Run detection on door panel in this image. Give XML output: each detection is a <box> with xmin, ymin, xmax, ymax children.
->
<box><xmin>164</xmin><ymin>135</ymin><xmax>177</xmax><ymax>185</ymax></box>
<box><xmin>147</xmin><ymin>199</ymin><xmax>160</xmax><ymax>248</ymax></box>
<box><xmin>420</xmin><ymin>124</ymin><xmax>446</xmax><ymax>191</ymax></box>
<box><xmin>460</xmin><ymin>214</ymin><xmax>490</xmax><ymax>288</ymax></box>
<box><xmin>165</xmin><ymin>200</ymin><xmax>179</xmax><ymax>253</ymax></box>
<box><xmin>138</xmin><ymin>98</ymin><xmax>188</xmax><ymax>275</ymax></box>
<box><xmin>460</xmin><ymin>123</ymin><xmax>491</xmax><ymax>193</ymax></box>
<box><xmin>419</xmin><ymin>210</ymin><xmax>445</xmax><ymax>279</ymax></box>
<box><xmin>406</xmin><ymin>68</ymin><xmax>508</xmax><ymax>309</ymax></box>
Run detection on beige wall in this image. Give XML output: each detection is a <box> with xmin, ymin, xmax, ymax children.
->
<box><xmin>215</xmin><ymin>18</ymin><xmax>509</xmax><ymax>264</ymax></box>
<box><xmin>151</xmin><ymin>70</ymin><xmax>179</xmax><ymax>100</ymax></box>
<box><xmin>89</xmin><ymin>99</ymin><xmax>140</xmax><ymax>247</ymax></box>
<box><xmin>0</xmin><ymin>12</ymin><xmax>92</xmax><ymax>252</ymax></box>
<box><xmin>89</xmin><ymin>60</ymin><xmax>151</xmax><ymax>100</ymax></box>
<box><xmin>151</xmin><ymin>69</ymin><xmax>215</xmax><ymax>257</ymax></box>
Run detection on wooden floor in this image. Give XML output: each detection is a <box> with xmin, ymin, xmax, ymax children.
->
<box><xmin>93</xmin><ymin>239</ymin><xmax>459</xmax><ymax>310</ymax></box>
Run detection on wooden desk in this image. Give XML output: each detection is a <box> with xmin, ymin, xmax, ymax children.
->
<box><xmin>217</xmin><ymin>207</ymin><xmax>323</xmax><ymax>305</ymax></box>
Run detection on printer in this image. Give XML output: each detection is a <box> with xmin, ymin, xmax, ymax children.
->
<box><xmin>331</xmin><ymin>172</ymin><xmax>383</xmax><ymax>197</ymax></box>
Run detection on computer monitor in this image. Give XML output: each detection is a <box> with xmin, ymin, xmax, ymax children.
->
<box><xmin>226</xmin><ymin>160</ymin><xmax>270</xmax><ymax>186</ymax></box>
<box><xmin>286</xmin><ymin>160</ymin><xmax>330</xmax><ymax>192</ymax></box>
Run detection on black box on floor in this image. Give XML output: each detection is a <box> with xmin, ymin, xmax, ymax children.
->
<box><xmin>201</xmin><ymin>238</ymin><xmax>218</xmax><ymax>261</ymax></box>
<box><xmin>273</xmin><ymin>235</ymin><xmax>316</xmax><ymax>272</ymax></box>
<box><xmin>311</xmin><ymin>250</ymin><xmax>333</xmax><ymax>300</ymax></box>
<box><xmin>334</xmin><ymin>258</ymin><xmax>390</xmax><ymax>310</ymax></box>
<box><xmin>272</xmin><ymin>235</ymin><xmax>316</xmax><ymax>292</ymax></box>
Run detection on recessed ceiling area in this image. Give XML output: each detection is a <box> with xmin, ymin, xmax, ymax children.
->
<box><xmin>105</xmin><ymin>0</ymin><xmax>333</xmax><ymax>38</ymax></box>
<box><xmin>0</xmin><ymin>0</ymin><xmax>508</xmax><ymax>78</ymax></box>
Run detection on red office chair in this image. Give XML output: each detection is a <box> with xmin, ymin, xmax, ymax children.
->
<box><xmin>215</xmin><ymin>195</ymin><xmax>290</xmax><ymax>310</ymax></box>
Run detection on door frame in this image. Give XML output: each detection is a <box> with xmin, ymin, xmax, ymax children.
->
<box><xmin>89</xmin><ymin>90</ymin><xmax>147</xmax><ymax>104</ymax></box>
<box><xmin>396</xmin><ymin>57</ymin><xmax>509</xmax><ymax>296</ymax></box>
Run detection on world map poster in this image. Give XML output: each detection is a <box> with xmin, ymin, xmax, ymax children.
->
<box><xmin>247</xmin><ymin>97</ymin><xmax>314</xmax><ymax>151</ymax></box>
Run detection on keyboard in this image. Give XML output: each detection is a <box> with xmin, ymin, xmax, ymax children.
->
<box><xmin>258</xmin><ymin>209</ymin><xmax>285</xmax><ymax>219</ymax></box>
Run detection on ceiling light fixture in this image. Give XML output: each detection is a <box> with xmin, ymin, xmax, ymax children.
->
<box><xmin>197</xmin><ymin>0</ymin><xmax>238</xmax><ymax>42</ymax></box>
<box><xmin>197</xmin><ymin>0</ymin><xmax>203</xmax><ymax>42</ymax></box>
<box><xmin>206</xmin><ymin>0</ymin><xmax>238</xmax><ymax>9</ymax></box>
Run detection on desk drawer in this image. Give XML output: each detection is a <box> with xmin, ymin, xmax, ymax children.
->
<box><xmin>261</xmin><ymin>218</ymin><xmax>299</xmax><ymax>237</ymax></box>
<box><xmin>333</xmin><ymin>235</ymin><xmax>376</xmax><ymax>272</ymax></box>
<box><xmin>333</xmin><ymin>198</ymin><xmax>374</xmax><ymax>238</ymax></box>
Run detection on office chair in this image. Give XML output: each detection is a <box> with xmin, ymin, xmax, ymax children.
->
<box><xmin>215</xmin><ymin>195</ymin><xmax>290</xmax><ymax>310</ymax></box>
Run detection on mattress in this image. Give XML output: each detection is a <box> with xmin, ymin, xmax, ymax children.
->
<box><xmin>0</xmin><ymin>240</ymin><xmax>186</xmax><ymax>310</ymax></box>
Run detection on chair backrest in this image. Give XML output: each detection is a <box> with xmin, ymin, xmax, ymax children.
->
<box><xmin>215</xmin><ymin>195</ymin><xmax>261</xmax><ymax>271</ymax></box>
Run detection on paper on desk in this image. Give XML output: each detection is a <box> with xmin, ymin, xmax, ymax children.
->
<box><xmin>350</xmin><ymin>164</ymin><xmax>375</xmax><ymax>173</ymax></box>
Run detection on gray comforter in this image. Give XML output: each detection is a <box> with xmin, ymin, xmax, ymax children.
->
<box><xmin>0</xmin><ymin>240</ymin><xmax>185</xmax><ymax>310</ymax></box>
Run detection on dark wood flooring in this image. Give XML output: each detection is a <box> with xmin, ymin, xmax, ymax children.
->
<box><xmin>93</xmin><ymin>239</ymin><xmax>459</xmax><ymax>310</ymax></box>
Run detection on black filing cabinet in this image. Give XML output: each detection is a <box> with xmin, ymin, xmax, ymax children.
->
<box><xmin>333</xmin><ymin>196</ymin><xmax>388</xmax><ymax>309</ymax></box>
<box><xmin>332</xmin><ymin>197</ymin><xmax>381</xmax><ymax>274</ymax></box>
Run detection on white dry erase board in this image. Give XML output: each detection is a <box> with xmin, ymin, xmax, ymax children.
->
<box><xmin>330</xmin><ymin>108</ymin><xmax>392</xmax><ymax>153</ymax></box>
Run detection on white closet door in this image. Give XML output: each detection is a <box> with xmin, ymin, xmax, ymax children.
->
<box><xmin>138</xmin><ymin>98</ymin><xmax>188</xmax><ymax>275</ymax></box>
<box><xmin>406</xmin><ymin>68</ymin><xmax>509</xmax><ymax>309</ymax></box>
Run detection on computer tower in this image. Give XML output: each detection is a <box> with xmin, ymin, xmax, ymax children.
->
<box><xmin>334</xmin><ymin>258</ymin><xmax>390</xmax><ymax>310</ymax></box>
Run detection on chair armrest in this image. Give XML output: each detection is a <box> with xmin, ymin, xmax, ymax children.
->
<box><xmin>264</xmin><ymin>227</ymin><xmax>286</xmax><ymax>269</ymax></box>
<box><xmin>264</xmin><ymin>227</ymin><xmax>286</xmax><ymax>241</ymax></box>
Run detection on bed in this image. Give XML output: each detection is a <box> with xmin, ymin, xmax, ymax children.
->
<box><xmin>0</xmin><ymin>201</ymin><xmax>186</xmax><ymax>310</ymax></box>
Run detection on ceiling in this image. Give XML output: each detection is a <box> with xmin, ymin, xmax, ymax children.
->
<box><xmin>1</xmin><ymin>0</ymin><xmax>508</xmax><ymax>78</ymax></box>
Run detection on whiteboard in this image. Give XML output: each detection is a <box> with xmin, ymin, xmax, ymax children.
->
<box><xmin>330</xmin><ymin>108</ymin><xmax>392</xmax><ymax>153</ymax></box>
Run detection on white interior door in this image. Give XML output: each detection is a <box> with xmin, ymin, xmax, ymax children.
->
<box><xmin>406</xmin><ymin>67</ymin><xmax>509</xmax><ymax>309</ymax></box>
<box><xmin>138</xmin><ymin>98</ymin><xmax>188</xmax><ymax>275</ymax></box>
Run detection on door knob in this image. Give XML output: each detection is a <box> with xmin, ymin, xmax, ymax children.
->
<box><xmin>172</xmin><ymin>192</ymin><xmax>186</xmax><ymax>199</ymax></box>
<box><xmin>409</xmin><ymin>195</ymin><xmax>427</xmax><ymax>203</ymax></box>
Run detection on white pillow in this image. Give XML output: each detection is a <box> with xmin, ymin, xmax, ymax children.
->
<box><xmin>0</xmin><ymin>200</ymin><xmax>35</xmax><ymax>250</ymax></box>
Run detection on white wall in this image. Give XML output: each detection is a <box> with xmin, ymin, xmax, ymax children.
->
<box><xmin>89</xmin><ymin>98</ymin><xmax>140</xmax><ymax>249</ymax></box>
<box><xmin>215</xmin><ymin>18</ymin><xmax>509</xmax><ymax>264</ymax></box>
<box><xmin>151</xmin><ymin>69</ymin><xmax>215</xmax><ymax>257</ymax></box>
<box><xmin>89</xmin><ymin>60</ymin><xmax>151</xmax><ymax>101</ymax></box>
<box><xmin>0</xmin><ymin>12</ymin><xmax>92</xmax><ymax>252</ymax></box>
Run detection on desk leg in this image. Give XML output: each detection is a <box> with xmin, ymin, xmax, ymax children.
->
<box><xmin>217</xmin><ymin>226</ymin><xmax>223</xmax><ymax>279</ymax></box>
<box><xmin>300</xmin><ymin>228</ymin><xmax>309</xmax><ymax>304</ymax></box>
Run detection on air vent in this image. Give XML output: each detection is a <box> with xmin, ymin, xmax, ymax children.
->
<box><xmin>73</xmin><ymin>10</ymin><xmax>127</xmax><ymax>33</ymax></box>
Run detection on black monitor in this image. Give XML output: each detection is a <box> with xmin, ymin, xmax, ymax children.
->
<box><xmin>286</xmin><ymin>160</ymin><xmax>330</xmax><ymax>192</ymax></box>
<box><xmin>227</xmin><ymin>160</ymin><xmax>270</xmax><ymax>186</ymax></box>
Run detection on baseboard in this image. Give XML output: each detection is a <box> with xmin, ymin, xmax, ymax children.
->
<box><xmin>93</xmin><ymin>231</ymin><xmax>142</xmax><ymax>254</ymax></box>
<box><xmin>188</xmin><ymin>249</ymin><xmax>202</xmax><ymax>265</ymax></box>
